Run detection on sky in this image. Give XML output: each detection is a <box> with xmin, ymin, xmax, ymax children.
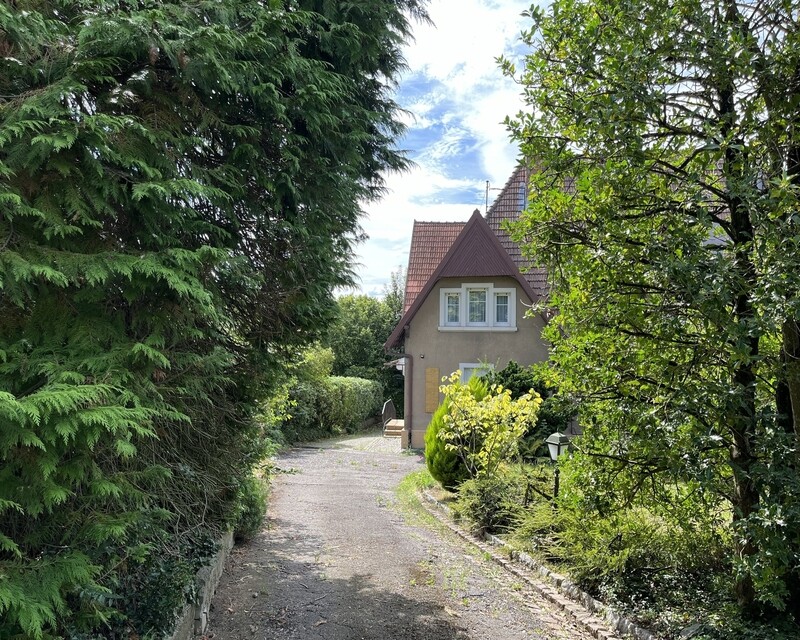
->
<box><xmin>351</xmin><ymin>0</ymin><xmax>535</xmax><ymax>297</ymax></box>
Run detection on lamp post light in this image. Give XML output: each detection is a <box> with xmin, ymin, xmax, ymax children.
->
<box><xmin>545</xmin><ymin>431</ymin><xmax>571</xmax><ymax>500</ymax></box>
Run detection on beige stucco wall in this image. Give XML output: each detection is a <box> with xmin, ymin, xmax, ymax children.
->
<box><xmin>403</xmin><ymin>276</ymin><xmax>549</xmax><ymax>448</ymax></box>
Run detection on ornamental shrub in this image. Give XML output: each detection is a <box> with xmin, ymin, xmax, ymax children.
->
<box><xmin>425</xmin><ymin>375</ymin><xmax>489</xmax><ymax>490</ymax></box>
<box><xmin>438</xmin><ymin>371</ymin><xmax>541</xmax><ymax>479</ymax></box>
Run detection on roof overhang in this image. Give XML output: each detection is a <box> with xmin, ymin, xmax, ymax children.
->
<box><xmin>385</xmin><ymin>210</ymin><xmax>541</xmax><ymax>350</ymax></box>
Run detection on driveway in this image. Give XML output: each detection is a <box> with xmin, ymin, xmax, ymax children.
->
<box><xmin>201</xmin><ymin>431</ymin><xmax>593</xmax><ymax>639</ymax></box>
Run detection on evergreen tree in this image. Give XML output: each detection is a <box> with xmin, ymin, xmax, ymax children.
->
<box><xmin>0</xmin><ymin>0</ymin><xmax>427</xmax><ymax>635</ymax></box>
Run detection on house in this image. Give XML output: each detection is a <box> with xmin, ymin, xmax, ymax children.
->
<box><xmin>384</xmin><ymin>166</ymin><xmax>550</xmax><ymax>448</ymax></box>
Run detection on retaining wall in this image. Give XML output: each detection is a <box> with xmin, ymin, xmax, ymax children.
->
<box><xmin>165</xmin><ymin>531</ymin><xmax>234</xmax><ymax>640</ymax></box>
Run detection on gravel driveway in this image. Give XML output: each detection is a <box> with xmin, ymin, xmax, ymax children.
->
<box><xmin>201</xmin><ymin>432</ymin><xmax>593</xmax><ymax>640</ymax></box>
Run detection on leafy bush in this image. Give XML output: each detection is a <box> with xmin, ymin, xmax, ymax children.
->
<box><xmin>319</xmin><ymin>377</ymin><xmax>383</xmax><ymax>434</ymax></box>
<box><xmin>453</xmin><ymin>465</ymin><xmax>530</xmax><ymax>535</ymax></box>
<box><xmin>58</xmin><ymin>515</ymin><xmax>218</xmax><ymax>639</ymax></box>
<box><xmin>269</xmin><ymin>360</ymin><xmax>382</xmax><ymax>443</ymax></box>
<box><xmin>486</xmin><ymin>361</ymin><xmax>577</xmax><ymax>458</ymax></box>
<box><xmin>508</xmin><ymin>464</ymin><xmax>736</xmax><ymax>637</ymax></box>
<box><xmin>425</xmin><ymin>375</ymin><xmax>488</xmax><ymax>490</ymax></box>
<box><xmin>437</xmin><ymin>371</ymin><xmax>541</xmax><ymax>478</ymax></box>
<box><xmin>281</xmin><ymin>381</ymin><xmax>326</xmax><ymax>441</ymax></box>
<box><xmin>233</xmin><ymin>473</ymin><xmax>270</xmax><ymax>542</ymax></box>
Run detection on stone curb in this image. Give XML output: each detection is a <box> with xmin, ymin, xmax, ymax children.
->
<box><xmin>421</xmin><ymin>490</ymin><xmax>660</xmax><ymax>640</ymax></box>
<box><xmin>166</xmin><ymin>531</ymin><xmax>234</xmax><ymax>640</ymax></box>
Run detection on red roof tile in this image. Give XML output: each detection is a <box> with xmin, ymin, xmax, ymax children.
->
<box><xmin>389</xmin><ymin>165</ymin><xmax>552</xmax><ymax>350</ymax></box>
<box><xmin>387</xmin><ymin>211</ymin><xmax>540</xmax><ymax>349</ymax></box>
<box><xmin>485</xmin><ymin>165</ymin><xmax>549</xmax><ymax>299</ymax></box>
<box><xmin>404</xmin><ymin>220</ymin><xmax>466</xmax><ymax>313</ymax></box>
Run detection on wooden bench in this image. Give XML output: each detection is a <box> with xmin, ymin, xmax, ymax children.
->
<box><xmin>381</xmin><ymin>399</ymin><xmax>404</xmax><ymax>437</ymax></box>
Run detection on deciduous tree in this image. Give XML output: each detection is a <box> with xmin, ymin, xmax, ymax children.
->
<box><xmin>504</xmin><ymin>0</ymin><xmax>800</xmax><ymax>616</ymax></box>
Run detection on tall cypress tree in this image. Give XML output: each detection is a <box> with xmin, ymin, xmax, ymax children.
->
<box><xmin>0</xmin><ymin>0</ymin><xmax>427</xmax><ymax>635</ymax></box>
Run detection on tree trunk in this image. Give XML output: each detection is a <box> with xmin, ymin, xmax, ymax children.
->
<box><xmin>780</xmin><ymin>319</ymin><xmax>800</xmax><ymax>614</ymax></box>
<box><xmin>729</xmin><ymin>323</ymin><xmax>759</xmax><ymax>613</ymax></box>
<box><xmin>719</xmin><ymin>63</ymin><xmax>761</xmax><ymax>612</ymax></box>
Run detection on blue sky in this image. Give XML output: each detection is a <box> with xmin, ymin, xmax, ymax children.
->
<box><xmin>351</xmin><ymin>0</ymin><xmax>535</xmax><ymax>296</ymax></box>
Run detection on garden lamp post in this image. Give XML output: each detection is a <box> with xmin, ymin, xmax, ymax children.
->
<box><xmin>546</xmin><ymin>431</ymin><xmax>570</xmax><ymax>499</ymax></box>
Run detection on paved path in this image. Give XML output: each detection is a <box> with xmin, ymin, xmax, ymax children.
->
<box><xmin>202</xmin><ymin>432</ymin><xmax>593</xmax><ymax>640</ymax></box>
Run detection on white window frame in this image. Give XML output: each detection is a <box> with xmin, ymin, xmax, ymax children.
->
<box><xmin>443</xmin><ymin>289</ymin><xmax>461</xmax><ymax>326</ymax></box>
<box><xmin>494</xmin><ymin>291</ymin><xmax>511</xmax><ymax>327</ymax></box>
<box><xmin>460</xmin><ymin>362</ymin><xmax>494</xmax><ymax>383</ymax></box>
<box><xmin>439</xmin><ymin>283</ymin><xmax>517</xmax><ymax>331</ymax></box>
<box><xmin>467</xmin><ymin>287</ymin><xmax>488</xmax><ymax>326</ymax></box>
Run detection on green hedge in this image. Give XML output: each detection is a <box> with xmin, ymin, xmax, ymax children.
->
<box><xmin>320</xmin><ymin>377</ymin><xmax>383</xmax><ymax>434</ymax></box>
<box><xmin>281</xmin><ymin>376</ymin><xmax>382</xmax><ymax>441</ymax></box>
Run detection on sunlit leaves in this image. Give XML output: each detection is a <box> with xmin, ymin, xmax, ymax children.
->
<box><xmin>438</xmin><ymin>371</ymin><xmax>542</xmax><ymax>479</ymax></box>
<box><xmin>506</xmin><ymin>0</ymin><xmax>800</xmax><ymax>616</ymax></box>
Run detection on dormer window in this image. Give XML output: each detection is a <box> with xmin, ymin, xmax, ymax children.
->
<box><xmin>439</xmin><ymin>283</ymin><xmax>516</xmax><ymax>331</ymax></box>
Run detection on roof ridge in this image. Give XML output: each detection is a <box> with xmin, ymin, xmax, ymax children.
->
<box><xmin>413</xmin><ymin>220</ymin><xmax>468</xmax><ymax>225</ymax></box>
<box><xmin>487</xmin><ymin>164</ymin><xmax>528</xmax><ymax>218</ymax></box>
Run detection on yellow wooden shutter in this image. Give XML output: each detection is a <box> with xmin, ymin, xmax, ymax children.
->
<box><xmin>425</xmin><ymin>367</ymin><xmax>440</xmax><ymax>413</ymax></box>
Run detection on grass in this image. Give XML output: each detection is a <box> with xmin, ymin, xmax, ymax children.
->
<box><xmin>394</xmin><ymin>469</ymin><xmax>439</xmax><ymax>526</ymax></box>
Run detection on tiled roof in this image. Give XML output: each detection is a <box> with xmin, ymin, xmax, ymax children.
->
<box><xmin>390</xmin><ymin>165</ymin><xmax>552</xmax><ymax>350</ymax></box>
<box><xmin>404</xmin><ymin>220</ymin><xmax>466</xmax><ymax>313</ymax></box>
<box><xmin>387</xmin><ymin>211</ymin><xmax>540</xmax><ymax>350</ymax></box>
<box><xmin>485</xmin><ymin>165</ymin><xmax>549</xmax><ymax>300</ymax></box>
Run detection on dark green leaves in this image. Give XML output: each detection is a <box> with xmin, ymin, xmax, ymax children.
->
<box><xmin>1</xmin><ymin>0</ymin><xmax>425</xmax><ymax>635</ymax></box>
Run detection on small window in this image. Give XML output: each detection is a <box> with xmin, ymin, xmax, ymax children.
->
<box><xmin>446</xmin><ymin>292</ymin><xmax>460</xmax><ymax>324</ymax></box>
<box><xmin>468</xmin><ymin>289</ymin><xmax>487</xmax><ymax>324</ymax></box>
<box><xmin>495</xmin><ymin>293</ymin><xmax>509</xmax><ymax>324</ymax></box>
<box><xmin>460</xmin><ymin>363</ymin><xmax>493</xmax><ymax>383</ymax></box>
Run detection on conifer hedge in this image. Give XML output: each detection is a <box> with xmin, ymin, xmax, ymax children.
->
<box><xmin>0</xmin><ymin>0</ymin><xmax>426</xmax><ymax>636</ymax></box>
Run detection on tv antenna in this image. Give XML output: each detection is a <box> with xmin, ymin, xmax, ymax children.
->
<box><xmin>484</xmin><ymin>180</ymin><xmax>502</xmax><ymax>214</ymax></box>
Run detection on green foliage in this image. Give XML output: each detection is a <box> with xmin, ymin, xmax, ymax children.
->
<box><xmin>281</xmin><ymin>381</ymin><xmax>326</xmax><ymax>442</ymax></box>
<box><xmin>450</xmin><ymin>459</ymin><xmax>754</xmax><ymax>638</ymax></box>
<box><xmin>438</xmin><ymin>371</ymin><xmax>541</xmax><ymax>479</ymax></box>
<box><xmin>424</xmin><ymin>375</ymin><xmax>488</xmax><ymax>490</ymax></box>
<box><xmin>327</xmin><ymin>296</ymin><xmax>391</xmax><ymax>379</ymax></box>
<box><xmin>265</xmin><ymin>346</ymin><xmax>383</xmax><ymax>442</ymax></box>
<box><xmin>55</xmin><ymin>514</ymin><xmax>218</xmax><ymax>639</ymax></box>
<box><xmin>325</xmin><ymin>283</ymin><xmax>405</xmax><ymax>416</ymax></box>
<box><xmin>319</xmin><ymin>377</ymin><xmax>383</xmax><ymax>434</ymax></box>
<box><xmin>510</xmin><ymin>490</ymin><xmax>730</xmax><ymax>637</ymax></box>
<box><xmin>504</xmin><ymin>0</ymin><xmax>800</xmax><ymax>617</ymax></box>
<box><xmin>0</xmin><ymin>0</ymin><xmax>427</xmax><ymax>635</ymax></box>
<box><xmin>452</xmin><ymin>464</ymin><xmax>531</xmax><ymax>536</ymax></box>
<box><xmin>233</xmin><ymin>473</ymin><xmax>270</xmax><ymax>543</ymax></box>
<box><xmin>294</xmin><ymin>346</ymin><xmax>335</xmax><ymax>385</ymax></box>
<box><xmin>486</xmin><ymin>361</ymin><xmax>577</xmax><ymax>458</ymax></box>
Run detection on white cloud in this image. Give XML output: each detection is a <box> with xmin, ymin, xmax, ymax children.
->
<box><xmin>353</xmin><ymin>0</ymin><xmax>534</xmax><ymax>296</ymax></box>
